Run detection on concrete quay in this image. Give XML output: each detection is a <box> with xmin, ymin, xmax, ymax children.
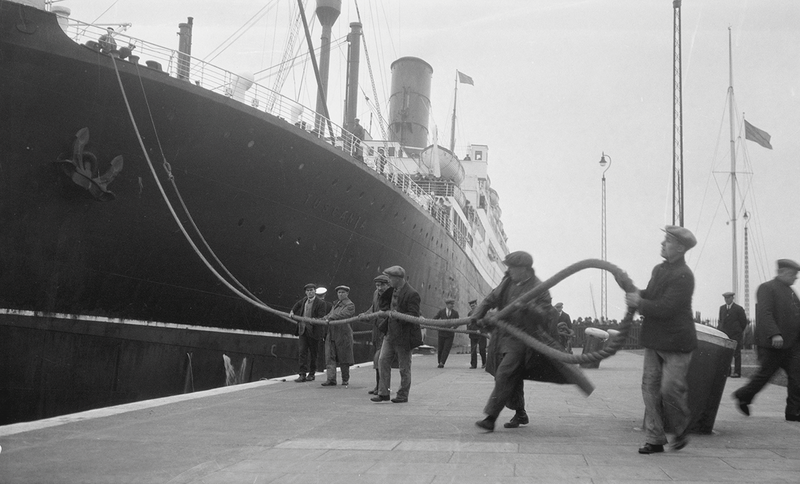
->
<box><xmin>1</xmin><ymin>351</ymin><xmax>798</xmax><ymax>483</ymax></box>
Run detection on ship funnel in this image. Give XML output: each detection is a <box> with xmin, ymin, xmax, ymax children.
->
<box><xmin>177</xmin><ymin>17</ymin><xmax>193</xmax><ymax>81</ymax></box>
<box><xmin>388</xmin><ymin>57</ymin><xmax>433</xmax><ymax>152</ymax></box>
<box><xmin>314</xmin><ymin>0</ymin><xmax>341</xmax><ymax>131</ymax></box>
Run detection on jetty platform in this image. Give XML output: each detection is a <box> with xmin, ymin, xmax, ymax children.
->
<box><xmin>1</xmin><ymin>351</ymin><xmax>798</xmax><ymax>483</ymax></box>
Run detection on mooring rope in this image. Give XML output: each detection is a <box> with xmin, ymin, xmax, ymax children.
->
<box><xmin>110</xmin><ymin>57</ymin><xmax>637</xmax><ymax>367</ymax></box>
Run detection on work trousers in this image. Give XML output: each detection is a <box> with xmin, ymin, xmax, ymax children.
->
<box><xmin>325</xmin><ymin>338</ymin><xmax>350</xmax><ymax>384</ymax></box>
<box><xmin>437</xmin><ymin>332</ymin><xmax>454</xmax><ymax>366</ymax></box>
<box><xmin>483</xmin><ymin>349</ymin><xmax>526</xmax><ymax>418</ymax></box>
<box><xmin>470</xmin><ymin>335</ymin><xmax>487</xmax><ymax>368</ymax></box>
<box><xmin>297</xmin><ymin>332</ymin><xmax>319</xmax><ymax>375</ymax></box>
<box><xmin>734</xmin><ymin>344</ymin><xmax>800</xmax><ymax>419</ymax></box>
<box><xmin>641</xmin><ymin>348</ymin><xmax>693</xmax><ymax>445</ymax></box>
<box><xmin>378</xmin><ymin>340</ymin><xmax>412</xmax><ymax>399</ymax></box>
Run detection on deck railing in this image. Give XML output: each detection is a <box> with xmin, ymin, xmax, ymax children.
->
<box><xmin>62</xmin><ymin>18</ymin><xmax>488</xmax><ymax>257</ymax></box>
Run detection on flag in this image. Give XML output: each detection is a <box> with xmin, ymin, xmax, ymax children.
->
<box><xmin>457</xmin><ymin>70</ymin><xmax>474</xmax><ymax>86</ymax></box>
<box><xmin>744</xmin><ymin>119</ymin><xmax>773</xmax><ymax>150</ymax></box>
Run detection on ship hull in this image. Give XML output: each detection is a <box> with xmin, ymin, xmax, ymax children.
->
<box><xmin>0</xmin><ymin>3</ymin><xmax>493</xmax><ymax>423</ymax></box>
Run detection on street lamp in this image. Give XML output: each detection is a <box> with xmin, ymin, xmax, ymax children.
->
<box><xmin>599</xmin><ymin>152</ymin><xmax>612</xmax><ymax>322</ymax></box>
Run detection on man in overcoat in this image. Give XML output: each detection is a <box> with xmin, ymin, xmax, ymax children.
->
<box><xmin>321</xmin><ymin>285</ymin><xmax>355</xmax><ymax>387</ymax></box>
<box><xmin>625</xmin><ymin>225</ymin><xmax>697</xmax><ymax>454</ymax></box>
<box><xmin>733</xmin><ymin>259</ymin><xmax>800</xmax><ymax>422</ymax></box>
<box><xmin>718</xmin><ymin>291</ymin><xmax>749</xmax><ymax>377</ymax></box>
<box><xmin>289</xmin><ymin>283</ymin><xmax>327</xmax><ymax>382</ymax></box>
<box><xmin>371</xmin><ymin>265</ymin><xmax>422</xmax><ymax>403</ymax></box>
<box><xmin>472</xmin><ymin>251</ymin><xmax>555</xmax><ymax>432</ymax></box>
<box><xmin>433</xmin><ymin>298</ymin><xmax>460</xmax><ymax>368</ymax></box>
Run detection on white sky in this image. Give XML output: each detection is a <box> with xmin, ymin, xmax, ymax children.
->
<box><xmin>62</xmin><ymin>0</ymin><xmax>800</xmax><ymax>323</ymax></box>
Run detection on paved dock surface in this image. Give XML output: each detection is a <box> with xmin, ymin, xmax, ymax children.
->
<box><xmin>1</xmin><ymin>351</ymin><xmax>798</xmax><ymax>483</ymax></box>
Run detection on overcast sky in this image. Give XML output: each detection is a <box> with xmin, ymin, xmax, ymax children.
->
<box><xmin>64</xmin><ymin>0</ymin><xmax>800</xmax><ymax>323</ymax></box>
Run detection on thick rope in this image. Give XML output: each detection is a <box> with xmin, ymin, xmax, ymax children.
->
<box><xmin>110</xmin><ymin>56</ymin><xmax>635</xmax><ymax>366</ymax></box>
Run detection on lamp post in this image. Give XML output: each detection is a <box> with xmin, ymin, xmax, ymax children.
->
<box><xmin>599</xmin><ymin>152</ymin><xmax>612</xmax><ymax>322</ymax></box>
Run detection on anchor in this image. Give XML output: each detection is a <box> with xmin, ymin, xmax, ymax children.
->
<box><xmin>55</xmin><ymin>127</ymin><xmax>123</xmax><ymax>201</ymax></box>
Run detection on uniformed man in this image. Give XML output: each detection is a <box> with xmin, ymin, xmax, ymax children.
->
<box><xmin>718</xmin><ymin>291</ymin><xmax>749</xmax><ymax>377</ymax></box>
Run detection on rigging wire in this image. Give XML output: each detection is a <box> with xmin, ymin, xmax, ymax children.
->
<box><xmin>203</xmin><ymin>2</ymin><xmax>277</xmax><ymax>64</ymax></box>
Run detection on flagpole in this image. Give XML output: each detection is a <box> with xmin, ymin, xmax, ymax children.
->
<box><xmin>450</xmin><ymin>71</ymin><xmax>458</xmax><ymax>152</ymax></box>
<box><xmin>728</xmin><ymin>27</ymin><xmax>738</xmax><ymax>297</ymax></box>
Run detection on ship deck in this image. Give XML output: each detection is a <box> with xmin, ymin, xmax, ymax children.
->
<box><xmin>1</xmin><ymin>351</ymin><xmax>798</xmax><ymax>483</ymax></box>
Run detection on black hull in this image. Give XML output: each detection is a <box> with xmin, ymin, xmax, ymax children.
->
<box><xmin>0</xmin><ymin>4</ymin><xmax>493</xmax><ymax>423</ymax></box>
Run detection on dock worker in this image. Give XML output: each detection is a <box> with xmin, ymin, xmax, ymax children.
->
<box><xmin>362</xmin><ymin>274</ymin><xmax>393</xmax><ymax>395</ymax></box>
<box><xmin>472</xmin><ymin>251</ymin><xmax>556</xmax><ymax>432</ymax></box>
<box><xmin>321</xmin><ymin>285</ymin><xmax>355</xmax><ymax>387</ymax></box>
<box><xmin>625</xmin><ymin>225</ymin><xmax>697</xmax><ymax>454</ymax></box>
<box><xmin>371</xmin><ymin>266</ymin><xmax>422</xmax><ymax>404</ymax></box>
<box><xmin>289</xmin><ymin>283</ymin><xmax>326</xmax><ymax>382</ymax></box>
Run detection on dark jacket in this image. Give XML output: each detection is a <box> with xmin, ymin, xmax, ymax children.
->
<box><xmin>433</xmin><ymin>307</ymin><xmax>460</xmax><ymax>340</ymax></box>
<box><xmin>755</xmin><ymin>278</ymin><xmax>800</xmax><ymax>349</ymax></box>
<box><xmin>385</xmin><ymin>281</ymin><xmax>422</xmax><ymax>349</ymax></box>
<box><xmin>638</xmin><ymin>257</ymin><xmax>697</xmax><ymax>352</ymax></box>
<box><xmin>366</xmin><ymin>287</ymin><xmax>393</xmax><ymax>345</ymax></box>
<box><xmin>718</xmin><ymin>302</ymin><xmax>749</xmax><ymax>340</ymax></box>
<box><xmin>290</xmin><ymin>296</ymin><xmax>327</xmax><ymax>339</ymax></box>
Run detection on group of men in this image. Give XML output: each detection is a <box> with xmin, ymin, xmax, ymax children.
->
<box><xmin>288</xmin><ymin>284</ymin><xmax>355</xmax><ymax>386</ymax></box>
<box><xmin>471</xmin><ymin>225</ymin><xmax>799</xmax><ymax>457</ymax></box>
<box><xmin>288</xmin><ymin>224</ymin><xmax>800</xmax><ymax>453</ymax></box>
<box><xmin>290</xmin><ymin>265</ymin><xmax>423</xmax><ymax>403</ymax></box>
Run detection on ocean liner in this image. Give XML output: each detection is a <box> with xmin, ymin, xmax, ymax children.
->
<box><xmin>0</xmin><ymin>0</ymin><xmax>510</xmax><ymax>424</ymax></box>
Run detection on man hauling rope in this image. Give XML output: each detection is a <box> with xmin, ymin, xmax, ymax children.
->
<box><xmin>473</xmin><ymin>250</ymin><xmax>564</xmax><ymax>432</ymax></box>
<box><xmin>625</xmin><ymin>225</ymin><xmax>697</xmax><ymax>454</ymax></box>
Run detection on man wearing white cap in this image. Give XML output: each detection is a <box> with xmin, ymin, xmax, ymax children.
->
<box><xmin>625</xmin><ymin>225</ymin><xmax>697</xmax><ymax>454</ymax></box>
<box><xmin>733</xmin><ymin>259</ymin><xmax>800</xmax><ymax>422</ymax></box>
<box><xmin>718</xmin><ymin>291</ymin><xmax>749</xmax><ymax>377</ymax></box>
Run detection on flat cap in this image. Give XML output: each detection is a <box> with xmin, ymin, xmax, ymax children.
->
<box><xmin>383</xmin><ymin>265</ymin><xmax>406</xmax><ymax>278</ymax></box>
<box><xmin>503</xmin><ymin>250</ymin><xmax>533</xmax><ymax>267</ymax></box>
<box><xmin>554</xmin><ymin>302</ymin><xmax>563</xmax><ymax>308</ymax></box>
<box><xmin>722</xmin><ymin>291</ymin><xmax>735</xmax><ymax>298</ymax></box>
<box><xmin>777</xmin><ymin>259</ymin><xmax>800</xmax><ymax>271</ymax></box>
<box><xmin>468</xmin><ymin>299</ymin><xmax>477</xmax><ymax>305</ymax></box>
<box><xmin>304</xmin><ymin>283</ymin><xmax>317</xmax><ymax>290</ymax></box>
<box><xmin>315</xmin><ymin>287</ymin><xmax>327</xmax><ymax>295</ymax></box>
<box><xmin>663</xmin><ymin>225</ymin><xmax>697</xmax><ymax>249</ymax></box>
<box><xmin>373</xmin><ymin>274</ymin><xmax>390</xmax><ymax>283</ymax></box>
<box><xmin>335</xmin><ymin>285</ymin><xmax>350</xmax><ymax>292</ymax></box>
<box><xmin>445</xmin><ymin>297</ymin><xmax>456</xmax><ymax>304</ymax></box>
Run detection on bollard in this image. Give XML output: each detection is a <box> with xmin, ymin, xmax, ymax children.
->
<box><xmin>686</xmin><ymin>324</ymin><xmax>737</xmax><ymax>434</ymax></box>
<box><xmin>580</xmin><ymin>327</ymin><xmax>609</xmax><ymax>369</ymax></box>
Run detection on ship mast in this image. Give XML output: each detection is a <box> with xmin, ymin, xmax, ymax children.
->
<box><xmin>449</xmin><ymin>72</ymin><xmax>459</xmax><ymax>152</ymax></box>
<box><xmin>672</xmin><ymin>0</ymin><xmax>684</xmax><ymax>226</ymax></box>
<box><xmin>728</xmin><ymin>27</ymin><xmax>738</xmax><ymax>296</ymax></box>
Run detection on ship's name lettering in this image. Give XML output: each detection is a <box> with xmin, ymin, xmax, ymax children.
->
<box><xmin>304</xmin><ymin>193</ymin><xmax>366</xmax><ymax>229</ymax></box>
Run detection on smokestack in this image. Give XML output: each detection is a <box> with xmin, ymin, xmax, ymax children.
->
<box><xmin>388</xmin><ymin>57</ymin><xmax>433</xmax><ymax>151</ymax></box>
<box><xmin>343</xmin><ymin>22</ymin><xmax>362</xmax><ymax>132</ymax></box>
<box><xmin>177</xmin><ymin>17</ymin><xmax>193</xmax><ymax>81</ymax></box>
<box><xmin>314</xmin><ymin>0</ymin><xmax>341</xmax><ymax>129</ymax></box>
